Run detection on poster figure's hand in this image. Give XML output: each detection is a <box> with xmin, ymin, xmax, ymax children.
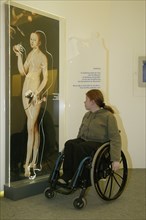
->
<box><xmin>25</xmin><ymin>90</ymin><xmax>34</xmax><ymax>98</ymax></box>
<box><xmin>13</xmin><ymin>44</ymin><xmax>24</xmax><ymax>55</ymax></box>
<box><xmin>25</xmin><ymin>90</ymin><xmax>42</xmax><ymax>105</ymax></box>
<box><xmin>25</xmin><ymin>90</ymin><xmax>34</xmax><ymax>104</ymax></box>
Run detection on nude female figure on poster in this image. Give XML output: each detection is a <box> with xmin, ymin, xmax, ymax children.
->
<box><xmin>13</xmin><ymin>30</ymin><xmax>53</xmax><ymax>179</ymax></box>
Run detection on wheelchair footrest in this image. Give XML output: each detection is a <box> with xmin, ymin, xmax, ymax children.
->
<box><xmin>56</xmin><ymin>187</ymin><xmax>74</xmax><ymax>195</ymax></box>
<box><xmin>51</xmin><ymin>182</ymin><xmax>75</xmax><ymax>195</ymax></box>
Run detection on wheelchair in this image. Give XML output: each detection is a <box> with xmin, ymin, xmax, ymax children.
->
<box><xmin>44</xmin><ymin>142</ymin><xmax>128</xmax><ymax>209</ymax></box>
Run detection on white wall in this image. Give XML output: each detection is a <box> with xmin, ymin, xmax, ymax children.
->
<box><xmin>0</xmin><ymin>0</ymin><xmax>145</xmax><ymax>190</ymax></box>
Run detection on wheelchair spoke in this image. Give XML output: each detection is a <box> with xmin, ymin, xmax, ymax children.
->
<box><xmin>109</xmin><ymin>175</ymin><xmax>113</xmax><ymax>198</ymax></box>
<box><xmin>113</xmin><ymin>173</ymin><xmax>122</xmax><ymax>188</ymax></box>
<box><xmin>103</xmin><ymin>174</ymin><xmax>113</xmax><ymax>199</ymax></box>
<box><xmin>114</xmin><ymin>170</ymin><xmax>124</xmax><ymax>180</ymax></box>
<box><xmin>103</xmin><ymin>175</ymin><xmax>111</xmax><ymax>195</ymax></box>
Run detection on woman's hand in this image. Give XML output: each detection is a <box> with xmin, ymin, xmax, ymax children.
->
<box><xmin>112</xmin><ymin>161</ymin><xmax>120</xmax><ymax>171</ymax></box>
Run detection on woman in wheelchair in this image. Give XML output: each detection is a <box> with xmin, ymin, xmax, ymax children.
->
<box><xmin>58</xmin><ymin>89</ymin><xmax>121</xmax><ymax>185</ymax></box>
<box><xmin>45</xmin><ymin>89</ymin><xmax>128</xmax><ymax>208</ymax></box>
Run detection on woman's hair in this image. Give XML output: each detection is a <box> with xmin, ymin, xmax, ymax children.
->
<box><xmin>35</xmin><ymin>30</ymin><xmax>53</xmax><ymax>63</ymax></box>
<box><xmin>35</xmin><ymin>30</ymin><xmax>47</xmax><ymax>54</ymax></box>
<box><xmin>86</xmin><ymin>89</ymin><xmax>114</xmax><ymax>113</ymax></box>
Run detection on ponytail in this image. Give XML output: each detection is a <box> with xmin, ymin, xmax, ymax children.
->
<box><xmin>103</xmin><ymin>103</ymin><xmax>114</xmax><ymax>114</ymax></box>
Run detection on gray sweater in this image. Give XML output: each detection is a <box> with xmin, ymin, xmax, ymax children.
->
<box><xmin>77</xmin><ymin>109</ymin><xmax>121</xmax><ymax>161</ymax></box>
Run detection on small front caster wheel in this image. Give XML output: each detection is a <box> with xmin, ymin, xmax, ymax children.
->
<box><xmin>44</xmin><ymin>187</ymin><xmax>56</xmax><ymax>199</ymax></box>
<box><xmin>73</xmin><ymin>197</ymin><xmax>87</xmax><ymax>209</ymax></box>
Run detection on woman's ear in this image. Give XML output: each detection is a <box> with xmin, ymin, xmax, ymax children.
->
<box><xmin>91</xmin><ymin>100</ymin><xmax>96</xmax><ymax>105</ymax></box>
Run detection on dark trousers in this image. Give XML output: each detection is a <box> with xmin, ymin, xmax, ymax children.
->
<box><xmin>62</xmin><ymin>138</ymin><xmax>102</xmax><ymax>180</ymax></box>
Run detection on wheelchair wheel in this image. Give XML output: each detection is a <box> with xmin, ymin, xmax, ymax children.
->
<box><xmin>73</xmin><ymin>197</ymin><xmax>87</xmax><ymax>209</ymax></box>
<box><xmin>91</xmin><ymin>143</ymin><xmax>128</xmax><ymax>201</ymax></box>
<box><xmin>44</xmin><ymin>187</ymin><xmax>56</xmax><ymax>199</ymax></box>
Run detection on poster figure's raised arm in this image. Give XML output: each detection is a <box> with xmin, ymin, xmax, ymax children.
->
<box><xmin>13</xmin><ymin>43</ymin><xmax>28</xmax><ymax>76</ymax></box>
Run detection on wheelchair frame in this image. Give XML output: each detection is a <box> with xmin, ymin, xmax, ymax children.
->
<box><xmin>44</xmin><ymin>142</ymin><xmax>128</xmax><ymax>209</ymax></box>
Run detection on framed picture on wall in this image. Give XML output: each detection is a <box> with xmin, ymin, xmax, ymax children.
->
<box><xmin>138</xmin><ymin>56</ymin><xmax>146</xmax><ymax>87</ymax></box>
<box><xmin>5</xmin><ymin>1</ymin><xmax>66</xmax><ymax>198</ymax></box>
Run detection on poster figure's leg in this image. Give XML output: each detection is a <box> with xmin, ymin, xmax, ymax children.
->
<box><xmin>24</xmin><ymin>99</ymin><xmax>41</xmax><ymax>178</ymax></box>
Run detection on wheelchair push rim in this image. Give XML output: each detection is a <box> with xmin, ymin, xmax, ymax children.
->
<box><xmin>91</xmin><ymin>143</ymin><xmax>128</xmax><ymax>201</ymax></box>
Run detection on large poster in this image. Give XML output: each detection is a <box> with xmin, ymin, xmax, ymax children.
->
<box><xmin>6</xmin><ymin>2</ymin><xmax>63</xmax><ymax>183</ymax></box>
